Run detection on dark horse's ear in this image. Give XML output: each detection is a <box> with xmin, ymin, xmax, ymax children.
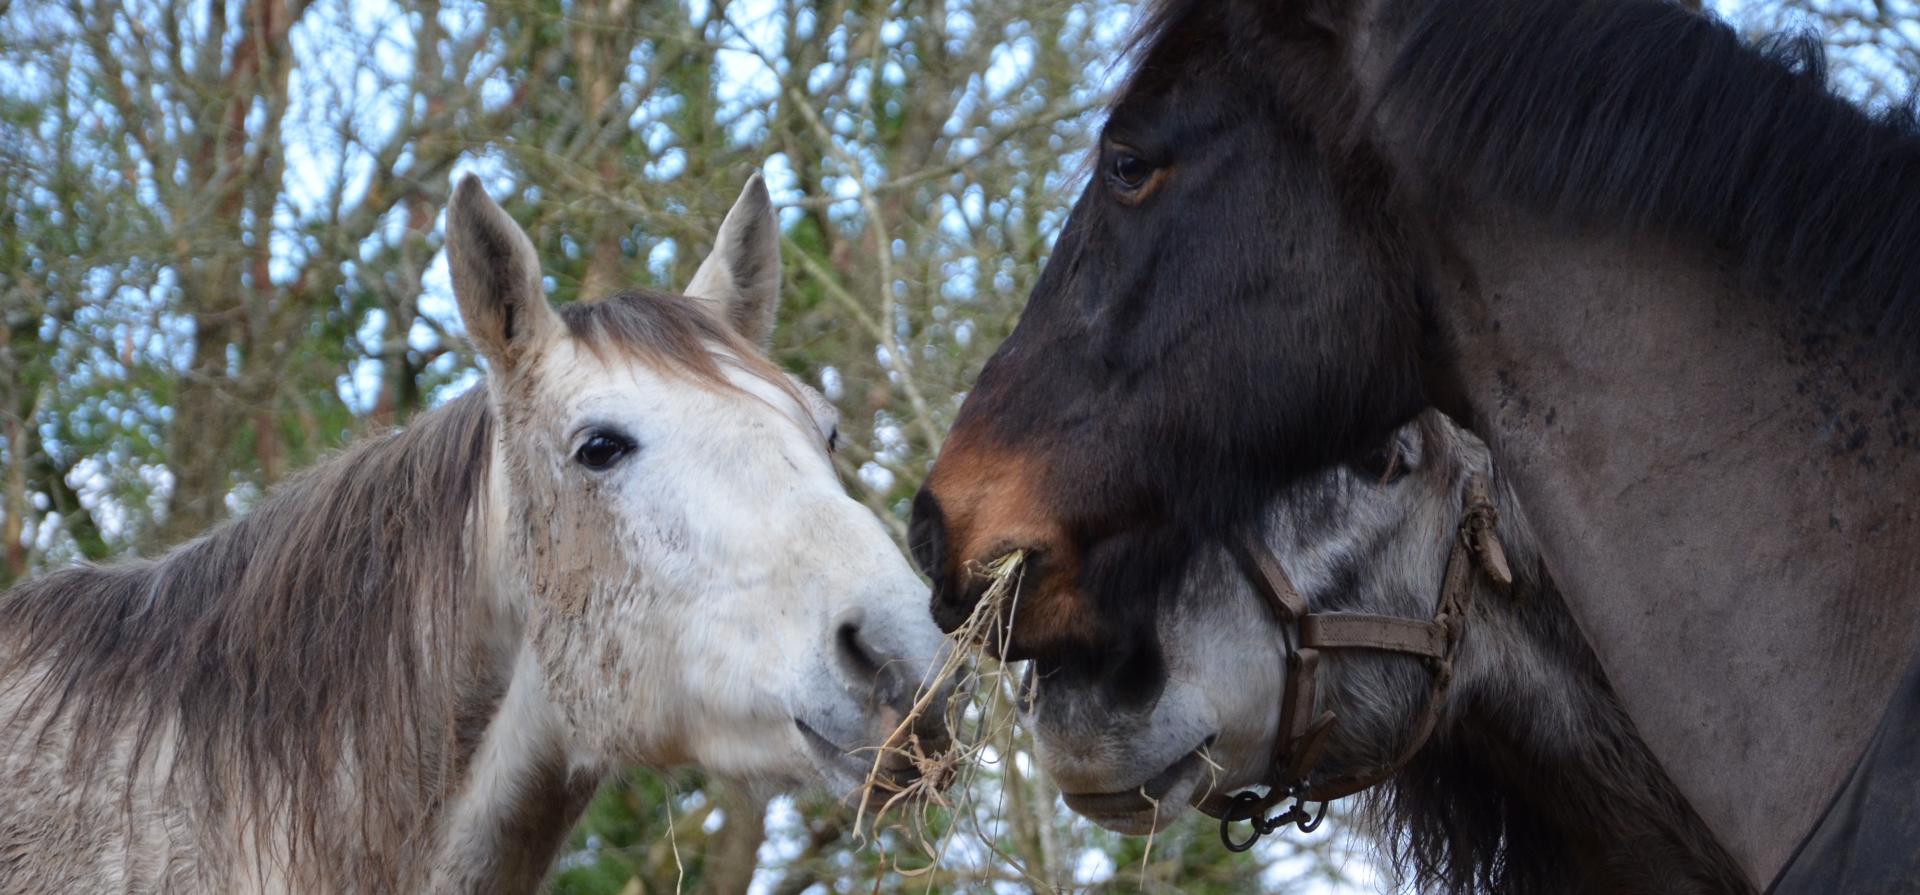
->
<box><xmin>445</xmin><ymin>174</ymin><xmax>563</xmax><ymax>375</ymax></box>
<box><xmin>686</xmin><ymin>171</ymin><xmax>781</xmax><ymax>350</ymax></box>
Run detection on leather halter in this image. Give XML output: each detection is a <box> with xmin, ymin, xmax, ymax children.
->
<box><xmin>1206</xmin><ymin>472</ymin><xmax>1513</xmax><ymax>851</ymax></box>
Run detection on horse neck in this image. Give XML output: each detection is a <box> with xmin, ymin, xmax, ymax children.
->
<box><xmin>419</xmin><ymin>456</ymin><xmax>603</xmax><ymax>893</ymax></box>
<box><xmin>0</xmin><ymin>389</ymin><xmax>601</xmax><ymax>893</ymax></box>
<box><xmin>1413</xmin><ymin>548</ymin><xmax>1750</xmax><ymax>894</ymax></box>
<box><xmin>424</xmin><ymin>648</ymin><xmax>601</xmax><ymax>892</ymax></box>
<box><xmin>1297</xmin><ymin>471</ymin><xmax>1740</xmax><ymax>891</ymax></box>
<box><xmin>1335</xmin><ymin>8</ymin><xmax>1920</xmax><ymax>879</ymax></box>
<box><xmin>1419</xmin><ymin>208</ymin><xmax>1920</xmax><ymax>885</ymax></box>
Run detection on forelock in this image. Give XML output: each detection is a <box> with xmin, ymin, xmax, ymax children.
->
<box><xmin>555</xmin><ymin>290</ymin><xmax>812</xmax><ymax>426</ymax></box>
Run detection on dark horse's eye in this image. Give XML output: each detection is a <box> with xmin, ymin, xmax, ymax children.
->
<box><xmin>1111</xmin><ymin>152</ymin><xmax>1152</xmax><ymax>188</ymax></box>
<box><xmin>1105</xmin><ymin>147</ymin><xmax>1163</xmax><ymax>201</ymax></box>
<box><xmin>575</xmin><ymin>431</ymin><xmax>635</xmax><ymax>471</ymax></box>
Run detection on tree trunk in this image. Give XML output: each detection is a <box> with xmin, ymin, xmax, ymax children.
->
<box><xmin>694</xmin><ymin>783</ymin><xmax>768</xmax><ymax>895</ymax></box>
<box><xmin>159</xmin><ymin>0</ymin><xmax>301</xmax><ymax>542</ymax></box>
<box><xmin>163</xmin><ymin>297</ymin><xmax>239</xmax><ymax>544</ymax></box>
<box><xmin>3</xmin><ymin>411</ymin><xmax>28</xmax><ymax>588</ymax></box>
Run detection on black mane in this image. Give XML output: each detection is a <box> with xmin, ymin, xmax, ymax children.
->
<box><xmin>1126</xmin><ymin>0</ymin><xmax>1920</xmax><ymax>332</ymax></box>
<box><xmin>1382</xmin><ymin>0</ymin><xmax>1920</xmax><ymax>336</ymax></box>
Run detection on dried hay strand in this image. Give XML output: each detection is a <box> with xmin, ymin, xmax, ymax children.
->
<box><xmin>849</xmin><ymin>550</ymin><xmax>1047</xmax><ymax>880</ymax></box>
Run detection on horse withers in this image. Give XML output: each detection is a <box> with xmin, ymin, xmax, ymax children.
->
<box><xmin>0</xmin><ymin>172</ymin><xmax>948</xmax><ymax>892</ymax></box>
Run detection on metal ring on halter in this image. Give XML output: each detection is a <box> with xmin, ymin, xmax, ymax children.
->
<box><xmin>1219</xmin><ymin>791</ymin><xmax>1276</xmax><ymax>852</ymax></box>
<box><xmin>1219</xmin><ymin>790</ymin><xmax>1332</xmax><ymax>851</ymax></box>
<box><xmin>1293</xmin><ymin>797</ymin><xmax>1330</xmax><ymax>833</ymax></box>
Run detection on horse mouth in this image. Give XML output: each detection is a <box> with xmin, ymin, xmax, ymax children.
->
<box><xmin>1057</xmin><ymin>742</ymin><xmax>1216</xmax><ymax>834</ymax></box>
<box><xmin>795</xmin><ymin>719</ymin><xmax>920</xmax><ymax>804</ymax></box>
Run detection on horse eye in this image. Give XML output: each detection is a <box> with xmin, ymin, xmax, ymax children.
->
<box><xmin>827</xmin><ymin>426</ymin><xmax>840</xmax><ymax>453</ymax></box>
<box><xmin>1108</xmin><ymin>151</ymin><xmax>1156</xmax><ymax>192</ymax></box>
<box><xmin>1350</xmin><ymin>443</ymin><xmax>1407</xmax><ymax>485</ymax></box>
<box><xmin>574</xmin><ymin>432</ymin><xmax>634</xmax><ymax>471</ymax></box>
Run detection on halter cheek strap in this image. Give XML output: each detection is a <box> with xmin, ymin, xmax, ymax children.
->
<box><xmin>1207</xmin><ymin>472</ymin><xmax>1511</xmax><ymax>851</ymax></box>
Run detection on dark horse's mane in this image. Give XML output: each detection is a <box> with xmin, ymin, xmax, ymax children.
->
<box><xmin>1381</xmin><ymin>0</ymin><xmax>1920</xmax><ymax>336</ymax></box>
<box><xmin>1131</xmin><ymin>0</ymin><xmax>1920</xmax><ymax>339</ymax></box>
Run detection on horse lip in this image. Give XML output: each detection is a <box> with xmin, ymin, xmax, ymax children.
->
<box><xmin>959</xmin><ymin>543</ymin><xmax>1042</xmax><ymax>598</ymax></box>
<box><xmin>794</xmin><ymin>718</ymin><xmax>865</xmax><ymax>780</ymax></box>
<box><xmin>934</xmin><ymin>545</ymin><xmax>1040</xmax><ymax>636</ymax></box>
<box><xmin>1057</xmin><ymin>742</ymin><xmax>1214</xmax><ymax>817</ymax></box>
<box><xmin>986</xmin><ymin>543</ymin><xmax>1047</xmax><ymax>596</ymax></box>
<box><xmin>794</xmin><ymin>718</ymin><xmax>919</xmax><ymax>800</ymax></box>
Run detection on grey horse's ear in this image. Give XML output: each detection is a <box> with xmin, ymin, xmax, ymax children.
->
<box><xmin>686</xmin><ymin>171</ymin><xmax>781</xmax><ymax>349</ymax></box>
<box><xmin>445</xmin><ymin>174</ymin><xmax>562</xmax><ymax>374</ymax></box>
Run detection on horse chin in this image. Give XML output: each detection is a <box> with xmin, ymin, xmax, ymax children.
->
<box><xmin>1055</xmin><ymin>744</ymin><xmax>1214</xmax><ymax>834</ymax></box>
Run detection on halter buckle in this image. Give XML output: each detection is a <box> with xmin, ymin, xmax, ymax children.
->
<box><xmin>1218</xmin><ymin>788</ymin><xmax>1331</xmax><ymax>852</ymax></box>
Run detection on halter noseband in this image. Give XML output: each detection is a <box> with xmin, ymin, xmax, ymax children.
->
<box><xmin>1208</xmin><ymin>472</ymin><xmax>1512</xmax><ymax>851</ymax></box>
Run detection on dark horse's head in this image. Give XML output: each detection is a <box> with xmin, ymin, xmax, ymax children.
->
<box><xmin>912</xmin><ymin>0</ymin><xmax>1440</xmax><ymax>667</ymax></box>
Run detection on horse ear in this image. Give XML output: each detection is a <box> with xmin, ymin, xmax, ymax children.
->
<box><xmin>686</xmin><ymin>171</ymin><xmax>781</xmax><ymax>349</ymax></box>
<box><xmin>445</xmin><ymin>174</ymin><xmax>562</xmax><ymax>373</ymax></box>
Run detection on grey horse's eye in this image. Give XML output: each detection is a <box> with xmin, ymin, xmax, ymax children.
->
<box><xmin>574</xmin><ymin>431</ymin><xmax>635</xmax><ymax>471</ymax></box>
<box><xmin>1350</xmin><ymin>441</ymin><xmax>1408</xmax><ymax>485</ymax></box>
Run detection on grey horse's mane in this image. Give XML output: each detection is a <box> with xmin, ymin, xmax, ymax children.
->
<box><xmin>0</xmin><ymin>290</ymin><xmax>778</xmax><ymax>885</ymax></box>
<box><xmin>1</xmin><ymin>386</ymin><xmax>494</xmax><ymax>883</ymax></box>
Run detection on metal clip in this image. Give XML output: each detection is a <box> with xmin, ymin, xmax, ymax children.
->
<box><xmin>1218</xmin><ymin>789</ymin><xmax>1331</xmax><ymax>852</ymax></box>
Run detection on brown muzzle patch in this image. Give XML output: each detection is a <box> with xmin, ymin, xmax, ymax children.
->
<box><xmin>917</xmin><ymin>436</ymin><xmax>1100</xmax><ymax>655</ymax></box>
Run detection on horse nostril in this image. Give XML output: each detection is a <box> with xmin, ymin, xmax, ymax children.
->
<box><xmin>836</xmin><ymin>622</ymin><xmax>884</xmax><ymax>682</ymax></box>
<box><xmin>834</xmin><ymin>621</ymin><xmax>944</xmax><ymax>747</ymax></box>
<box><xmin>908</xmin><ymin>488</ymin><xmax>949</xmax><ymax>579</ymax></box>
<box><xmin>930</xmin><ymin>588</ymin><xmax>974</xmax><ymax>634</ymax></box>
<box><xmin>912</xmin><ymin>489</ymin><xmax>977</xmax><ymax>634</ymax></box>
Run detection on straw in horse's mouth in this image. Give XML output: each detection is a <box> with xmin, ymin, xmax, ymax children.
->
<box><xmin>853</xmin><ymin>550</ymin><xmax>1028</xmax><ymax>832</ymax></box>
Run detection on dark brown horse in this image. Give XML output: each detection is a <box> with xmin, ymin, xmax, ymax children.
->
<box><xmin>911</xmin><ymin>0</ymin><xmax>1920</xmax><ymax>890</ymax></box>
